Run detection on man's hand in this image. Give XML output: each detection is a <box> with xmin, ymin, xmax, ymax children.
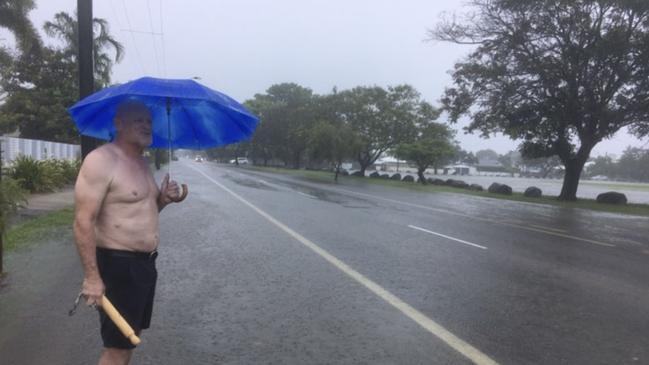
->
<box><xmin>158</xmin><ymin>173</ymin><xmax>182</xmax><ymax>207</ymax></box>
<box><xmin>82</xmin><ymin>276</ymin><xmax>105</xmax><ymax>307</ymax></box>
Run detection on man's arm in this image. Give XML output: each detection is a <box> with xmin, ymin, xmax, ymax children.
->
<box><xmin>73</xmin><ymin>149</ymin><xmax>113</xmax><ymax>305</ymax></box>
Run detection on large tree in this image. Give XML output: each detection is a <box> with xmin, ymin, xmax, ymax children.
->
<box><xmin>307</xmin><ymin>120</ymin><xmax>360</xmax><ymax>181</ymax></box>
<box><xmin>44</xmin><ymin>11</ymin><xmax>123</xmax><ymax>87</ymax></box>
<box><xmin>0</xmin><ymin>47</ymin><xmax>79</xmax><ymax>142</ymax></box>
<box><xmin>432</xmin><ymin>0</ymin><xmax>649</xmax><ymax>200</ymax></box>
<box><xmin>395</xmin><ymin>121</ymin><xmax>455</xmax><ymax>184</ymax></box>
<box><xmin>340</xmin><ymin>85</ymin><xmax>436</xmax><ymax>175</ymax></box>
<box><xmin>0</xmin><ymin>12</ymin><xmax>123</xmax><ymax>141</ymax></box>
<box><xmin>0</xmin><ymin>0</ymin><xmax>42</xmax><ymax>101</ymax></box>
<box><xmin>245</xmin><ymin>83</ymin><xmax>317</xmax><ymax>168</ymax></box>
<box><xmin>616</xmin><ymin>147</ymin><xmax>649</xmax><ymax>182</ymax></box>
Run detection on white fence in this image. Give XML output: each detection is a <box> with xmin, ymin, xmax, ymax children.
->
<box><xmin>1</xmin><ymin>136</ymin><xmax>80</xmax><ymax>164</ymax></box>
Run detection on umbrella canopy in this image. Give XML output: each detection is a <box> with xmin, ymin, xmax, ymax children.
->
<box><xmin>68</xmin><ymin>77</ymin><xmax>259</xmax><ymax>149</ymax></box>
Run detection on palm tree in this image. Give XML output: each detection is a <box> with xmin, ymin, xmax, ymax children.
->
<box><xmin>0</xmin><ymin>0</ymin><xmax>42</xmax><ymax>55</ymax></box>
<box><xmin>44</xmin><ymin>11</ymin><xmax>124</xmax><ymax>87</ymax></box>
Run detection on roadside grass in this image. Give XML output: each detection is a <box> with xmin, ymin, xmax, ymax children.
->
<box><xmin>580</xmin><ymin>181</ymin><xmax>649</xmax><ymax>192</ymax></box>
<box><xmin>5</xmin><ymin>208</ymin><xmax>74</xmax><ymax>252</ymax></box>
<box><xmin>245</xmin><ymin>166</ymin><xmax>649</xmax><ymax>217</ymax></box>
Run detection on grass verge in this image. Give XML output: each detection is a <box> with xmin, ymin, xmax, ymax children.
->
<box><xmin>245</xmin><ymin>166</ymin><xmax>649</xmax><ymax>217</ymax></box>
<box><xmin>5</xmin><ymin>208</ymin><xmax>74</xmax><ymax>252</ymax></box>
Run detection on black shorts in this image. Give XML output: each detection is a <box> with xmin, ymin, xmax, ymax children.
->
<box><xmin>96</xmin><ymin>247</ymin><xmax>158</xmax><ymax>349</ymax></box>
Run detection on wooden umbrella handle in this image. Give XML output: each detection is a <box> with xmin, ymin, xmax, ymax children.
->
<box><xmin>101</xmin><ymin>295</ymin><xmax>141</xmax><ymax>346</ymax></box>
<box><xmin>169</xmin><ymin>183</ymin><xmax>188</xmax><ymax>202</ymax></box>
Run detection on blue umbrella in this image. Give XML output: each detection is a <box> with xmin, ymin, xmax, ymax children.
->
<box><xmin>68</xmin><ymin>76</ymin><xmax>259</xmax><ymax>149</ymax></box>
<box><xmin>69</xmin><ymin>77</ymin><xmax>259</xmax><ymax>201</ymax></box>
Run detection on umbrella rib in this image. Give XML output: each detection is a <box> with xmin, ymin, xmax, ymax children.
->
<box><xmin>178</xmin><ymin>103</ymin><xmax>204</xmax><ymax>150</ymax></box>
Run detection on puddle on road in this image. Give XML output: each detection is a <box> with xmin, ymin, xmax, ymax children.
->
<box><xmin>227</xmin><ymin>172</ymin><xmax>376</xmax><ymax>209</ymax></box>
<box><xmin>221</xmin><ymin>174</ymin><xmax>278</xmax><ymax>191</ymax></box>
<box><xmin>290</xmin><ymin>185</ymin><xmax>377</xmax><ymax>209</ymax></box>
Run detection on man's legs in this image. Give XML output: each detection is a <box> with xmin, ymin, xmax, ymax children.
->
<box><xmin>98</xmin><ymin>348</ymin><xmax>132</xmax><ymax>365</ymax></box>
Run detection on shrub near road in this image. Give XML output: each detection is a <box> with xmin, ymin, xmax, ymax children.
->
<box><xmin>9</xmin><ymin>156</ymin><xmax>80</xmax><ymax>193</ymax></box>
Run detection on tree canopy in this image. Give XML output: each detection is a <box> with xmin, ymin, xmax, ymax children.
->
<box><xmin>395</xmin><ymin>121</ymin><xmax>455</xmax><ymax>184</ymax></box>
<box><xmin>0</xmin><ymin>10</ymin><xmax>123</xmax><ymax>142</ymax></box>
<box><xmin>432</xmin><ymin>0</ymin><xmax>649</xmax><ymax>200</ymax></box>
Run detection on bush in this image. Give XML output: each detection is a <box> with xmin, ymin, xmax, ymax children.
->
<box><xmin>57</xmin><ymin>159</ymin><xmax>81</xmax><ymax>184</ymax></box>
<box><xmin>9</xmin><ymin>156</ymin><xmax>79</xmax><ymax>193</ymax></box>
<box><xmin>40</xmin><ymin>159</ymin><xmax>67</xmax><ymax>189</ymax></box>
<box><xmin>0</xmin><ymin>177</ymin><xmax>27</xmax><ymax>233</ymax></box>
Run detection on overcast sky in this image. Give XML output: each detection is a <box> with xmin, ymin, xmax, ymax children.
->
<box><xmin>5</xmin><ymin>0</ymin><xmax>647</xmax><ymax>157</ymax></box>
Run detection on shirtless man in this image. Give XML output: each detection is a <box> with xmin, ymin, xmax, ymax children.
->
<box><xmin>74</xmin><ymin>100</ymin><xmax>183</xmax><ymax>365</ymax></box>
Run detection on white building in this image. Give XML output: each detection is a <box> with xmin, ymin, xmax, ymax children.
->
<box><xmin>1</xmin><ymin>136</ymin><xmax>80</xmax><ymax>164</ymax></box>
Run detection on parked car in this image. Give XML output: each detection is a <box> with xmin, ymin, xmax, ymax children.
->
<box><xmin>230</xmin><ymin>157</ymin><xmax>249</xmax><ymax>164</ymax></box>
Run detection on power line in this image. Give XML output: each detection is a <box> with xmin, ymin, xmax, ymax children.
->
<box><xmin>120</xmin><ymin>0</ymin><xmax>147</xmax><ymax>75</ymax></box>
<box><xmin>120</xmin><ymin>29</ymin><xmax>163</xmax><ymax>35</ymax></box>
<box><xmin>159</xmin><ymin>0</ymin><xmax>167</xmax><ymax>77</ymax></box>
<box><xmin>146</xmin><ymin>0</ymin><xmax>162</xmax><ymax>76</ymax></box>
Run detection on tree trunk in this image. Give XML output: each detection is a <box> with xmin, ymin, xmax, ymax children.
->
<box><xmin>293</xmin><ymin>151</ymin><xmax>301</xmax><ymax>169</ymax></box>
<box><xmin>417</xmin><ymin>167</ymin><xmax>427</xmax><ymax>185</ymax></box>
<box><xmin>558</xmin><ymin>157</ymin><xmax>588</xmax><ymax>201</ymax></box>
<box><xmin>334</xmin><ymin>165</ymin><xmax>340</xmax><ymax>182</ymax></box>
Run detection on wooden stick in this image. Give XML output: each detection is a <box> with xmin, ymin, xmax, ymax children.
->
<box><xmin>101</xmin><ymin>295</ymin><xmax>141</xmax><ymax>346</ymax></box>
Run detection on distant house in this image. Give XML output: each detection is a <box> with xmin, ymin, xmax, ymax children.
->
<box><xmin>443</xmin><ymin>164</ymin><xmax>478</xmax><ymax>176</ymax></box>
<box><xmin>477</xmin><ymin>157</ymin><xmax>503</xmax><ymax>168</ymax></box>
<box><xmin>374</xmin><ymin>156</ymin><xmax>409</xmax><ymax>172</ymax></box>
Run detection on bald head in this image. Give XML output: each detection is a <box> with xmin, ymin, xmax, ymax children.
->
<box><xmin>115</xmin><ymin>100</ymin><xmax>150</xmax><ymax>120</ymax></box>
<box><xmin>113</xmin><ymin>100</ymin><xmax>153</xmax><ymax>148</ymax></box>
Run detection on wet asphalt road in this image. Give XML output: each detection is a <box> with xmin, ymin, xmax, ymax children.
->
<box><xmin>1</xmin><ymin>161</ymin><xmax>648</xmax><ymax>364</ymax></box>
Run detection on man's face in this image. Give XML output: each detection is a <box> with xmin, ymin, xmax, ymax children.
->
<box><xmin>116</xmin><ymin>106</ymin><xmax>153</xmax><ymax>147</ymax></box>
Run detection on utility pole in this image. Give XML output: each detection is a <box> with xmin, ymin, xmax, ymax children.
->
<box><xmin>0</xmin><ymin>140</ymin><xmax>3</xmax><ymax>275</ymax></box>
<box><xmin>78</xmin><ymin>0</ymin><xmax>99</xmax><ymax>159</ymax></box>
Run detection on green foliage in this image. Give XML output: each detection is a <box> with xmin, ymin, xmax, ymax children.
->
<box><xmin>307</xmin><ymin>120</ymin><xmax>361</xmax><ymax>179</ymax></box>
<box><xmin>9</xmin><ymin>155</ymin><xmax>78</xmax><ymax>193</ymax></box>
<box><xmin>0</xmin><ymin>47</ymin><xmax>79</xmax><ymax>141</ymax></box>
<box><xmin>395</xmin><ymin>122</ymin><xmax>456</xmax><ymax>183</ymax></box>
<box><xmin>44</xmin><ymin>12</ymin><xmax>123</xmax><ymax>88</ymax></box>
<box><xmin>6</xmin><ymin>207</ymin><xmax>74</xmax><ymax>252</ymax></box>
<box><xmin>617</xmin><ymin>148</ymin><xmax>649</xmax><ymax>182</ymax></box>
<box><xmin>0</xmin><ymin>177</ymin><xmax>27</xmax><ymax>234</ymax></box>
<box><xmin>587</xmin><ymin>148</ymin><xmax>649</xmax><ymax>182</ymax></box>
<box><xmin>0</xmin><ymin>12</ymin><xmax>122</xmax><ymax>142</ymax></box>
<box><xmin>455</xmin><ymin>148</ymin><xmax>479</xmax><ymax>165</ymax></box>
<box><xmin>245</xmin><ymin>83</ymin><xmax>318</xmax><ymax>168</ymax></box>
<box><xmin>244</xmin><ymin>83</ymin><xmax>439</xmax><ymax>172</ymax></box>
<box><xmin>0</xmin><ymin>0</ymin><xmax>42</xmax><ymax>56</ymax></box>
<box><xmin>339</xmin><ymin>85</ymin><xmax>438</xmax><ymax>174</ymax></box>
<box><xmin>432</xmin><ymin>0</ymin><xmax>649</xmax><ymax>200</ymax></box>
<box><xmin>587</xmin><ymin>155</ymin><xmax>616</xmax><ymax>178</ymax></box>
<box><xmin>46</xmin><ymin>159</ymin><xmax>80</xmax><ymax>185</ymax></box>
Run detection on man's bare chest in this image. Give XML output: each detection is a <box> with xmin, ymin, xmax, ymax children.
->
<box><xmin>106</xmin><ymin>162</ymin><xmax>158</xmax><ymax>204</ymax></box>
